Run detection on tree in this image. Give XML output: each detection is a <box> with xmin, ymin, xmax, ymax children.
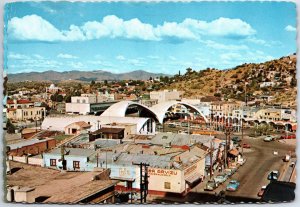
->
<box><xmin>290</xmin><ymin>77</ymin><xmax>297</xmax><ymax>87</ymax></box>
<box><xmin>186</xmin><ymin>67</ymin><xmax>192</xmax><ymax>75</ymax></box>
<box><xmin>91</xmin><ymin>80</ymin><xmax>96</xmax><ymax>85</ymax></box>
<box><xmin>7</xmin><ymin>119</ymin><xmax>16</xmax><ymax>134</ymax></box>
<box><xmin>104</xmin><ymin>80</ymin><xmax>108</xmax><ymax>85</ymax></box>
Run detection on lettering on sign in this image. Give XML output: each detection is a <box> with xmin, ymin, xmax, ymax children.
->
<box><xmin>147</xmin><ymin>168</ymin><xmax>178</xmax><ymax>176</ymax></box>
<box><xmin>184</xmin><ymin>164</ymin><xmax>197</xmax><ymax>176</ymax></box>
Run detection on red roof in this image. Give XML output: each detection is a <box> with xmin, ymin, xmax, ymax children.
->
<box><xmin>17</xmin><ymin>99</ymin><xmax>33</xmax><ymax>104</ymax></box>
<box><xmin>7</xmin><ymin>99</ymin><xmax>33</xmax><ymax>104</ymax></box>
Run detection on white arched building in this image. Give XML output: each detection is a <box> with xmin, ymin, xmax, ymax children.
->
<box><xmin>101</xmin><ymin>100</ymin><xmax>208</xmax><ymax>124</ymax></box>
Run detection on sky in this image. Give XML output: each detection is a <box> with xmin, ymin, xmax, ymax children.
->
<box><xmin>4</xmin><ymin>1</ymin><xmax>297</xmax><ymax>75</ymax></box>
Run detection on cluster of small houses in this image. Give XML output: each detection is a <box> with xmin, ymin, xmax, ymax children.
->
<box><xmin>7</xmin><ymin>118</ymin><xmax>242</xmax><ymax>195</ymax></box>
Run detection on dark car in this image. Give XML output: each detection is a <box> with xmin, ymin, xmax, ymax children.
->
<box><xmin>205</xmin><ymin>180</ymin><xmax>218</xmax><ymax>191</ymax></box>
<box><xmin>267</xmin><ymin>170</ymin><xmax>280</xmax><ymax>181</ymax></box>
<box><xmin>232</xmin><ymin>137</ymin><xmax>241</xmax><ymax>143</ymax></box>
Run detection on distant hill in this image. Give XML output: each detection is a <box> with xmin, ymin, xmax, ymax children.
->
<box><xmin>8</xmin><ymin>70</ymin><xmax>169</xmax><ymax>82</ymax></box>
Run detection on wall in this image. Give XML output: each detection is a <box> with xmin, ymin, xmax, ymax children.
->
<box><xmin>65</xmin><ymin>103</ymin><xmax>91</xmax><ymax>114</ymax></box>
<box><xmin>8</xmin><ymin>156</ymin><xmax>43</xmax><ymax>166</ymax></box>
<box><xmin>43</xmin><ymin>154</ymin><xmax>89</xmax><ymax>171</ymax></box>
<box><xmin>9</xmin><ymin>139</ymin><xmax>56</xmax><ymax>157</ymax></box>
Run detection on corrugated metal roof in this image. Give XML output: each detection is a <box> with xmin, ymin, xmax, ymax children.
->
<box><xmin>8</xmin><ymin>137</ymin><xmax>54</xmax><ymax>150</ymax></box>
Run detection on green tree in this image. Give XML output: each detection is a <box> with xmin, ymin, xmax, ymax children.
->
<box><xmin>7</xmin><ymin>119</ymin><xmax>16</xmax><ymax>134</ymax></box>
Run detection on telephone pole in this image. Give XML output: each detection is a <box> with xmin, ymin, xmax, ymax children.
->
<box><xmin>210</xmin><ymin>141</ymin><xmax>213</xmax><ymax>179</ymax></box>
<box><xmin>224</xmin><ymin>125</ymin><xmax>233</xmax><ymax>169</ymax></box>
<box><xmin>138</xmin><ymin>162</ymin><xmax>149</xmax><ymax>203</ymax></box>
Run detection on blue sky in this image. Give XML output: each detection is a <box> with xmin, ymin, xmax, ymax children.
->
<box><xmin>4</xmin><ymin>1</ymin><xmax>297</xmax><ymax>75</ymax></box>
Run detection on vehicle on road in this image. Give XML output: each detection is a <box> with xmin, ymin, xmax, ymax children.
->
<box><xmin>242</xmin><ymin>143</ymin><xmax>251</xmax><ymax>148</ymax></box>
<box><xmin>214</xmin><ymin>174</ymin><xmax>228</xmax><ymax>184</ymax></box>
<box><xmin>178</xmin><ymin>130</ymin><xmax>188</xmax><ymax>134</ymax></box>
<box><xmin>168</xmin><ymin>123</ymin><xmax>176</xmax><ymax>128</ymax></box>
<box><xmin>181</xmin><ymin>122</ymin><xmax>189</xmax><ymax>127</ymax></box>
<box><xmin>257</xmin><ymin>186</ymin><xmax>267</xmax><ymax>197</ymax></box>
<box><xmin>263</xmin><ymin>136</ymin><xmax>274</xmax><ymax>142</ymax></box>
<box><xmin>205</xmin><ymin>180</ymin><xmax>218</xmax><ymax>191</ymax></box>
<box><xmin>284</xmin><ymin>154</ymin><xmax>290</xmax><ymax>162</ymax></box>
<box><xmin>267</xmin><ymin>170</ymin><xmax>280</xmax><ymax>180</ymax></box>
<box><xmin>226</xmin><ymin>180</ymin><xmax>240</xmax><ymax>191</ymax></box>
<box><xmin>237</xmin><ymin>158</ymin><xmax>246</xmax><ymax>166</ymax></box>
<box><xmin>232</xmin><ymin>137</ymin><xmax>241</xmax><ymax>143</ymax></box>
<box><xmin>224</xmin><ymin>168</ymin><xmax>237</xmax><ymax>177</ymax></box>
<box><xmin>280</xmin><ymin>134</ymin><xmax>296</xmax><ymax>139</ymax></box>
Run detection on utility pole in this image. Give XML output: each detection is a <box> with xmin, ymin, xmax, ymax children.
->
<box><xmin>60</xmin><ymin>145</ymin><xmax>67</xmax><ymax>170</ymax></box>
<box><xmin>224</xmin><ymin>125</ymin><xmax>233</xmax><ymax>169</ymax></box>
<box><xmin>210</xmin><ymin>141</ymin><xmax>213</xmax><ymax>179</ymax></box>
<box><xmin>241</xmin><ymin>120</ymin><xmax>244</xmax><ymax>157</ymax></box>
<box><xmin>138</xmin><ymin>162</ymin><xmax>149</xmax><ymax>204</ymax></box>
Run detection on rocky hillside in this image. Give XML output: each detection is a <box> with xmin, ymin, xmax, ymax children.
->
<box><xmin>164</xmin><ymin>54</ymin><xmax>297</xmax><ymax>107</ymax></box>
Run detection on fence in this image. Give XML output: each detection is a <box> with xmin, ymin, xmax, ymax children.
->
<box><xmin>8</xmin><ymin>155</ymin><xmax>43</xmax><ymax>166</ymax></box>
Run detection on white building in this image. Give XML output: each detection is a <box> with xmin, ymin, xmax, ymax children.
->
<box><xmin>66</xmin><ymin>94</ymin><xmax>116</xmax><ymax>115</ymax></box>
<box><xmin>150</xmin><ymin>90</ymin><xmax>181</xmax><ymax>103</ymax></box>
<box><xmin>260</xmin><ymin>82</ymin><xmax>275</xmax><ymax>88</ymax></box>
<box><xmin>41</xmin><ymin>115</ymin><xmax>156</xmax><ymax>135</ymax></box>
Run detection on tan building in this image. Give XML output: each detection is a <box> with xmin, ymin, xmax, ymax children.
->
<box><xmin>64</xmin><ymin>121</ymin><xmax>91</xmax><ymax>135</ymax></box>
<box><xmin>150</xmin><ymin>90</ymin><xmax>181</xmax><ymax>103</ymax></box>
<box><xmin>7</xmin><ymin>107</ymin><xmax>46</xmax><ymax>121</ymax></box>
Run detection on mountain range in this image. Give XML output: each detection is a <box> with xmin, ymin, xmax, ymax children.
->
<box><xmin>8</xmin><ymin>70</ymin><xmax>169</xmax><ymax>82</ymax></box>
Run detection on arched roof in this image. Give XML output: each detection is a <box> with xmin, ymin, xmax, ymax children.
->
<box><xmin>101</xmin><ymin>100</ymin><xmax>208</xmax><ymax>124</ymax></box>
<box><xmin>100</xmin><ymin>101</ymin><xmax>159</xmax><ymax>121</ymax></box>
<box><xmin>150</xmin><ymin>101</ymin><xmax>208</xmax><ymax>123</ymax></box>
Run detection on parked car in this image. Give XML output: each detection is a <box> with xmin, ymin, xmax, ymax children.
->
<box><xmin>226</xmin><ymin>180</ymin><xmax>240</xmax><ymax>191</ymax></box>
<box><xmin>181</xmin><ymin>122</ymin><xmax>189</xmax><ymax>127</ymax></box>
<box><xmin>237</xmin><ymin>158</ymin><xmax>246</xmax><ymax>166</ymax></box>
<box><xmin>232</xmin><ymin>136</ymin><xmax>241</xmax><ymax>143</ymax></box>
<box><xmin>224</xmin><ymin>168</ymin><xmax>237</xmax><ymax>177</ymax></box>
<box><xmin>263</xmin><ymin>136</ymin><xmax>273</xmax><ymax>142</ymax></box>
<box><xmin>257</xmin><ymin>186</ymin><xmax>267</xmax><ymax>197</ymax></box>
<box><xmin>280</xmin><ymin>134</ymin><xmax>296</xmax><ymax>139</ymax></box>
<box><xmin>214</xmin><ymin>174</ymin><xmax>228</xmax><ymax>184</ymax></box>
<box><xmin>267</xmin><ymin>170</ymin><xmax>280</xmax><ymax>180</ymax></box>
<box><xmin>168</xmin><ymin>123</ymin><xmax>176</xmax><ymax>128</ymax></box>
<box><xmin>205</xmin><ymin>180</ymin><xmax>218</xmax><ymax>191</ymax></box>
<box><xmin>284</xmin><ymin>154</ymin><xmax>291</xmax><ymax>162</ymax></box>
<box><xmin>242</xmin><ymin>143</ymin><xmax>251</xmax><ymax>148</ymax></box>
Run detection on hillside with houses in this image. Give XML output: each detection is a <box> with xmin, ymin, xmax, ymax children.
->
<box><xmin>164</xmin><ymin>54</ymin><xmax>297</xmax><ymax>108</ymax></box>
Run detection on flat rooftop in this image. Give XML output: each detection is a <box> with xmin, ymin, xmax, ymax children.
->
<box><xmin>7</xmin><ymin>161</ymin><xmax>116</xmax><ymax>204</ymax></box>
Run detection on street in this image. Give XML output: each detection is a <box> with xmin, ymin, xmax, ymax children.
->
<box><xmin>152</xmin><ymin>135</ymin><xmax>296</xmax><ymax>203</ymax></box>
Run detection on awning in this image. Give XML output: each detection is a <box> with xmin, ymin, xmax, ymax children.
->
<box><xmin>110</xmin><ymin>176</ymin><xmax>135</xmax><ymax>182</ymax></box>
<box><xmin>229</xmin><ymin>149</ymin><xmax>239</xmax><ymax>157</ymax></box>
<box><xmin>185</xmin><ymin>173</ymin><xmax>202</xmax><ymax>185</ymax></box>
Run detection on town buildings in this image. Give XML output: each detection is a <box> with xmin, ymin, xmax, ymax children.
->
<box><xmin>150</xmin><ymin>90</ymin><xmax>181</xmax><ymax>103</ymax></box>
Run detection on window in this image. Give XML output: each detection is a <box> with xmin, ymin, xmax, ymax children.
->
<box><xmin>73</xmin><ymin>161</ymin><xmax>80</xmax><ymax>169</ymax></box>
<box><xmin>50</xmin><ymin>159</ymin><xmax>56</xmax><ymax>166</ymax></box>
<box><xmin>164</xmin><ymin>182</ymin><xmax>171</xmax><ymax>189</ymax></box>
<box><xmin>77</xmin><ymin>99</ymin><xmax>80</xmax><ymax>103</ymax></box>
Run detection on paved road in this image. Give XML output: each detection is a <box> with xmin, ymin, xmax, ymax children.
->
<box><xmin>186</xmin><ymin>136</ymin><xmax>295</xmax><ymax>203</ymax></box>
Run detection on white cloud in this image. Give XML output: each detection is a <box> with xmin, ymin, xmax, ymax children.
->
<box><xmin>57</xmin><ymin>53</ymin><xmax>78</xmax><ymax>59</ymax></box>
<box><xmin>148</xmin><ymin>55</ymin><xmax>159</xmax><ymax>59</ymax></box>
<box><xmin>204</xmin><ymin>40</ymin><xmax>248</xmax><ymax>50</ymax></box>
<box><xmin>8</xmin><ymin>15</ymin><xmax>63</xmax><ymax>41</ymax></box>
<box><xmin>8</xmin><ymin>52</ymin><xmax>29</xmax><ymax>59</ymax></box>
<box><xmin>182</xmin><ymin>17</ymin><xmax>256</xmax><ymax>37</ymax></box>
<box><xmin>169</xmin><ymin>56</ymin><xmax>176</xmax><ymax>60</ymax></box>
<box><xmin>116</xmin><ymin>55</ymin><xmax>125</xmax><ymax>60</ymax></box>
<box><xmin>8</xmin><ymin>15</ymin><xmax>256</xmax><ymax>42</ymax></box>
<box><xmin>285</xmin><ymin>25</ymin><xmax>296</xmax><ymax>32</ymax></box>
<box><xmin>33</xmin><ymin>54</ymin><xmax>44</xmax><ymax>59</ymax></box>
